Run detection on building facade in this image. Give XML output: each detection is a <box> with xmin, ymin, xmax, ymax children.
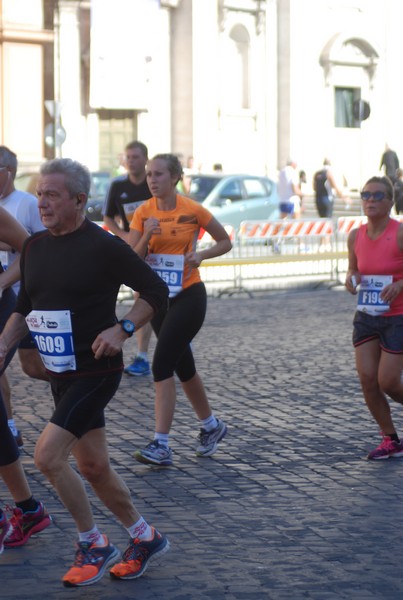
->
<box><xmin>1</xmin><ymin>0</ymin><xmax>402</xmax><ymax>190</ymax></box>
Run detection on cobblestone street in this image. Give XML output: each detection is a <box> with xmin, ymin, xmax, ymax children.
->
<box><xmin>1</xmin><ymin>287</ymin><xmax>402</xmax><ymax>600</ymax></box>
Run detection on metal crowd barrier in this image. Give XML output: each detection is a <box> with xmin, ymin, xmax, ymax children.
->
<box><xmin>119</xmin><ymin>215</ymin><xmax>403</xmax><ymax>300</ymax></box>
<box><xmin>198</xmin><ymin>217</ymin><xmax>360</xmax><ymax>296</ymax></box>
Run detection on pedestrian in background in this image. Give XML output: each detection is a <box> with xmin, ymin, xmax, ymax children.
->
<box><xmin>278</xmin><ymin>159</ymin><xmax>302</xmax><ymax>219</ymax></box>
<box><xmin>393</xmin><ymin>168</ymin><xmax>403</xmax><ymax>215</ymax></box>
<box><xmin>313</xmin><ymin>158</ymin><xmax>350</xmax><ymax>218</ymax></box>
<box><xmin>380</xmin><ymin>144</ymin><xmax>399</xmax><ymax>182</ymax></box>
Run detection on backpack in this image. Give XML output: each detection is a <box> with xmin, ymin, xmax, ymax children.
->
<box><xmin>313</xmin><ymin>169</ymin><xmax>328</xmax><ymax>197</ymax></box>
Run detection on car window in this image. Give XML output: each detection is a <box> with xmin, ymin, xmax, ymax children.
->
<box><xmin>219</xmin><ymin>180</ymin><xmax>243</xmax><ymax>202</ymax></box>
<box><xmin>189</xmin><ymin>176</ymin><xmax>221</xmax><ymax>202</ymax></box>
<box><xmin>90</xmin><ymin>172</ymin><xmax>111</xmax><ymax>199</ymax></box>
<box><xmin>243</xmin><ymin>178</ymin><xmax>267</xmax><ymax>199</ymax></box>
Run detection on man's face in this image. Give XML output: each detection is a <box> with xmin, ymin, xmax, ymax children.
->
<box><xmin>124</xmin><ymin>148</ymin><xmax>147</xmax><ymax>177</ymax></box>
<box><xmin>36</xmin><ymin>173</ymin><xmax>82</xmax><ymax>235</ymax></box>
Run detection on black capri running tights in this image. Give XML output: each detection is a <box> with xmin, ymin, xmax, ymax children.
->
<box><xmin>151</xmin><ymin>282</ymin><xmax>207</xmax><ymax>383</ymax></box>
<box><xmin>0</xmin><ymin>287</ymin><xmax>21</xmax><ymax>466</ymax></box>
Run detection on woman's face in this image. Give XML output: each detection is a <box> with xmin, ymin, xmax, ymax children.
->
<box><xmin>360</xmin><ymin>182</ymin><xmax>393</xmax><ymax>218</ymax></box>
<box><xmin>146</xmin><ymin>158</ymin><xmax>176</xmax><ymax>198</ymax></box>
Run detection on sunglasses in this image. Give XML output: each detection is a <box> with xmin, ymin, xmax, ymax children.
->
<box><xmin>360</xmin><ymin>190</ymin><xmax>387</xmax><ymax>202</ymax></box>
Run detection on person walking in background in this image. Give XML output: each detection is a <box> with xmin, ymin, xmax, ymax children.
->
<box><xmin>0</xmin><ymin>158</ymin><xmax>170</xmax><ymax>586</ymax></box>
<box><xmin>0</xmin><ymin>205</ymin><xmax>51</xmax><ymax>554</ymax></box>
<box><xmin>313</xmin><ymin>158</ymin><xmax>350</xmax><ymax>218</ymax></box>
<box><xmin>393</xmin><ymin>168</ymin><xmax>403</xmax><ymax>215</ymax></box>
<box><xmin>380</xmin><ymin>144</ymin><xmax>399</xmax><ymax>182</ymax></box>
<box><xmin>103</xmin><ymin>141</ymin><xmax>153</xmax><ymax>377</ymax></box>
<box><xmin>345</xmin><ymin>176</ymin><xmax>403</xmax><ymax>460</ymax></box>
<box><xmin>129</xmin><ymin>153</ymin><xmax>232</xmax><ymax>467</ymax></box>
<box><xmin>278</xmin><ymin>159</ymin><xmax>302</xmax><ymax>219</ymax></box>
<box><xmin>0</xmin><ymin>145</ymin><xmax>48</xmax><ymax>448</ymax></box>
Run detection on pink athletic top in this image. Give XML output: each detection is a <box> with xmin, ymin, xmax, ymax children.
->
<box><xmin>355</xmin><ymin>218</ymin><xmax>403</xmax><ymax>316</ymax></box>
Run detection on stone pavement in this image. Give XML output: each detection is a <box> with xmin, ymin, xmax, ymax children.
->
<box><xmin>1</xmin><ymin>287</ymin><xmax>403</xmax><ymax>600</ymax></box>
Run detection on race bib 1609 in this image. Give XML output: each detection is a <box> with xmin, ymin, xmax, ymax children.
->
<box><xmin>25</xmin><ymin>309</ymin><xmax>76</xmax><ymax>372</ymax></box>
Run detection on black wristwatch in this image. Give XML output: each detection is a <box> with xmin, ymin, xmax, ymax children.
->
<box><xmin>118</xmin><ymin>319</ymin><xmax>136</xmax><ymax>337</ymax></box>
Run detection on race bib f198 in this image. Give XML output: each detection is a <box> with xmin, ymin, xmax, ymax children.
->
<box><xmin>357</xmin><ymin>274</ymin><xmax>393</xmax><ymax>315</ymax></box>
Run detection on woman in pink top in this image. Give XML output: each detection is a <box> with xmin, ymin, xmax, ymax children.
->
<box><xmin>346</xmin><ymin>176</ymin><xmax>403</xmax><ymax>460</ymax></box>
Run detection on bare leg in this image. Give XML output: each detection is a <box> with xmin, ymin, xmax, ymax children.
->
<box><xmin>34</xmin><ymin>422</ymin><xmax>95</xmax><ymax>532</ymax></box>
<box><xmin>72</xmin><ymin>428</ymin><xmax>140</xmax><ymax>527</ymax></box>
<box><xmin>136</xmin><ymin>322</ymin><xmax>152</xmax><ymax>354</ymax></box>
<box><xmin>355</xmin><ymin>341</ymin><xmax>403</xmax><ymax>434</ymax></box>
<box><xmin>181</xmin><ymin>373</ymin><xmax>212</xmax><ymax>420</ymax></box>
<box><xmin>0</xmin><ymin>458</ymin><xmax>31</xmax><ymax>503</ymax></box>
<box><xmin>155</xmin><ymin>377</ymin><xmax>176</xmax><ymax>433</ymax></box>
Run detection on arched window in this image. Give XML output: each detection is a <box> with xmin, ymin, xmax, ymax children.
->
<box><xmin>320</xmin><ymin>34</ymin><xmax>379</xmax><ymax>128</ymax></box>
<box><xmin>222</xmin><ymin>24</ymin><xmax>251</xmax><ymax>111</ymax></box>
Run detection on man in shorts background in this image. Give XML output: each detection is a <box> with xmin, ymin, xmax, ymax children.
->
<box><xmin>277</xmin><ymin>158</ymin><xmax>302</xmax><ymax>219</ymax></box>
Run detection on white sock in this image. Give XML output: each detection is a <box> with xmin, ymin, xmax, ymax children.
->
<box><xmin>137</xmin><ymin>352</ymin><xmax>148</xmax><ymax>361</ymax></box>
<box><xmin>127</xmin><ymin>516</ymin><xmax>152</xmax><ymax>541</ymax></box>
<box><xmin>8</xmin><ymin>419</ymin><xmax>17</xmax><ymax>436</ymax></box>
<box><xmin>154</xmin><ymin>432</ymin><xmax>169</xmax><ymax>448</ymax></box>
<box><xmin>78</xmin><ymin>525</ymin><xmax>104</xmax><ymax>546</ymax></box>
<box><xmin>200</xmin><ymin>414</ymin><xmax>218</xmax><ymax>432</ymax></box>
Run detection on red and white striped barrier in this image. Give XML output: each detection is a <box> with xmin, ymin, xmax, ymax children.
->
<box><xmin>238</xmin><ymin>218</ymin><xmax>333</xmax><ymax>240</ymax></box>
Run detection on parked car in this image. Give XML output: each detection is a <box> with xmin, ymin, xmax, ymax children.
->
<box><xmin>15</xmin><ymin>169</ymin><xmax>111</xmax><ymax>223</ymax></box>
<box><xmin>188</xmin><ymin>174</ymin><xmax>279</xmax><ymax>230</ymax></box>
<box><xmin>86</xmin><ymin>171</ymin><xmax>111</xmax><ymax>222</ymax></box>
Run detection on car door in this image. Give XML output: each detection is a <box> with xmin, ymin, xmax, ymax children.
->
<box><xmin>240</xmin><ymin>177</ymin><xmax>278</xmax><ymax>222</ymax></box>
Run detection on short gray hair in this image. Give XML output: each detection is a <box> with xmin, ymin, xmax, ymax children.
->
<box><xmin>0</xmin><ymin>146</ymin><xmax>17</xmax><ymax>178</ymax></box>
<box><xmin>40</xmin><ymin>158</ymin><xmax>91</xmax><ymax>197</ymax></box>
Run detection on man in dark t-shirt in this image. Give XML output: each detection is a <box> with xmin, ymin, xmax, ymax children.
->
<box><xmin>103</xmin><ymin>141</ymin><xmax>153</xmax><ymax>377</ymax></box>
<box><xmin>103</xmin><ymin>141</ymin><xmax>151</xmax><ymax>239</ymax></box>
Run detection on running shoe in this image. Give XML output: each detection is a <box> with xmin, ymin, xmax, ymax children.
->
<box><xmin>124</xmin><ymin>356</ymin><xmax>151</xmax><ymax>377</ymax></box>
<box><xmin>196</xmin><ymin>419</ymin><xmax>227</xmax><ymax>457</ymax></box>
<box><xmin>4</xmin><ymin>501</ymin><xmax>52</xmax><ymax>547</ymax></box>
<box><xmin>0</xmin><ymin>513</ymin><xmax>11</xmax><ymax>554</ymax></box>
<box><xmin>110</xmin><ymin>528</ymin><xmax>170</xmax><ymax>580</ymax></box>
<box><xmin>63</xmin><ymin>535</ymin><xmax>120</xmax><ymax>587</ymax></box>
<box><xmin>134</xmin><ymin>441</ymin><xmax>173</xmax><ymax>466</ymax></box>
<box><xmin>367</xmin><ymin>434</ymin><xmax>403</xmax><ymax>460</ymax></box>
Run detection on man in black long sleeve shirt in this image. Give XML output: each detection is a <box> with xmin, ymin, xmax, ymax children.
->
<box><xmin>0</xmin><ymin>158</ymin><xmax>170</xmax><ymax>587</ymax></box>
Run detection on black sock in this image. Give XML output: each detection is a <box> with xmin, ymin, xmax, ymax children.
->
<box><xmin>16</xmin><ymin>496</ymin><xmax>39</xmax><ymax>513</ymax></box>
<box><xmin>389</xmin><ymin>433</ymin><xmax>400</xmax><ymax>443</ymax></box>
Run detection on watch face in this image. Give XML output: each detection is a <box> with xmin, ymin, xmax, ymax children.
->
<box><xmin>122</xmin><ymin>320</ymin><xmax>135</xmax><ymax>334</ymax></box>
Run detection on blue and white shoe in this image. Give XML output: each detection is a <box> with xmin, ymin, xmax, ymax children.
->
<box><xmin>124</xmin><ymin>356</ymin><xmax>151</xmax><ymax>377</ymax></box>
<box><xmin>134</xmin><ymin>441</ymin><xmax>173</xmax><ymax>466</ymax></box>
<box><xmin>196</xmin><ymin>419</ymin><xmax>227</xmax><ymax>457</ymax></box>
